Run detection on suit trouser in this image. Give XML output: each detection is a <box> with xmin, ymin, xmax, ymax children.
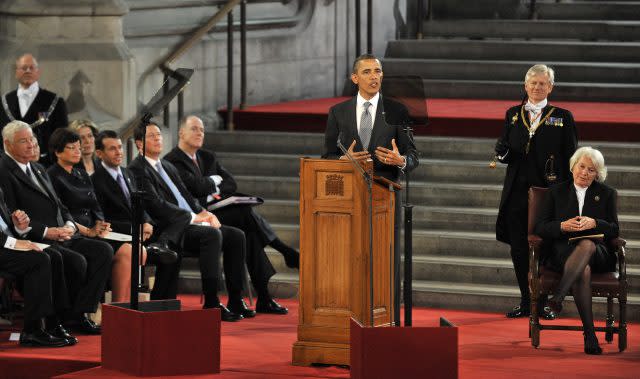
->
<box><xmin>215</xmin><ymin>205</ymin><xmax>276</xmax><ymax>285</ymax></box>
<box><xmin>0</xmin><ymin>249</ymin><xmax>54</xmax><ymax>323</ymax></box>
<box><xmin>151</xmin><ymin>225</ymin><xmax>246</xmax><ymax>300</ymax></box>
<box><xmin>57</xmin><ymin>237</ymin><xmax>113</xmax><ymax>314</ymax></box>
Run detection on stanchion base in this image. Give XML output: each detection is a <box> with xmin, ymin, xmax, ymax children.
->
<box><xmin>101</xmin><ymin>300</ymin><xmax>220</xmax><ymax>376</ymax></box>
<box><xmin>350</xmin><ymin>318</ymin><xmax>458</xmax><ymax>379</ymax></box>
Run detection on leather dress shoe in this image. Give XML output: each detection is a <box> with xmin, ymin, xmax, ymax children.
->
<box><xmin>19</xmin><ymin>329</ymin><xmax>69</xmax><ymax>348</ymax></box>
<box><xmin>505</xmin><ymin>305</ymin><xmax>530</xmax><ymax>318</ymax></box>
<box><xmin>73</xmin><ymin>315</ymin><xmax>101</xmax><ymax>335</ymax></box>
<box><xmin>256</xmin><ymin>299</ymin><xmax>288</xmax><ymax>315</ymax></box>
<box><xmin>47</xmin><ymin>324</ymin><xmax>78</xmax><ymax>345</ymax></box>
<box><xmin>584</xmin><ymin>333</ymin><xmax>602</xmax><ymax>355</ymax></box>
<box><xmin>227</xmin><ymin>299</ymin><xmax>256</xmax><ymax>318</ymax></box>
<box><xmin>207</xmin><ymin>303</ymin><xmax>243</xmax><ymax>322</ymax></box>
<box><xmin>146</xmin><ymin>242</ymin><xmax>178</xmax><ymax>265</ymax></box>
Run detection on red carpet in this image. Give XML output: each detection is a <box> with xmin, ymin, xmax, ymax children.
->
<box><xmin>1</xmin><ymin>295</ymin><xmax>638</xmax><ymax>378</ymax></box>
<box><xmin>220</xmin><ymin>98</ymin><xmax>640</xmax><ymax>141</ymax></box>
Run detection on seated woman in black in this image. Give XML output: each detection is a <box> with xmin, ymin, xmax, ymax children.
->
<box><xmin>535</xmin><ymin>146</ymin><xmax>619</xmax><ymax>355</ymax></box>
<box><xmin>46</xmin><ymin>128</ymin><xmax>146</xmax><ymax>303</ymax></box>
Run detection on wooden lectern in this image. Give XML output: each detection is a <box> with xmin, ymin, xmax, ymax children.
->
<box><xmin>292</xmin><ymin>158</ymin><xmax>397</xmax><ymax>366</ymax></box>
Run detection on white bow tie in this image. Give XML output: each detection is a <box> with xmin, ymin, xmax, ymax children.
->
<box><xmin>17</xmin><ymin>87</ymin><xmax>36</xmax><ymax>99</ymax></box>
<box><xmin>524</xmin><ymin>103</ymin><xmax>543</xmax><ymax>114</ymax></box>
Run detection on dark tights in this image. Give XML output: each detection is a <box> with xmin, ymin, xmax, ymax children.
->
<box><xmin>550</xmin><ymin>239</ymin><xmax>597</xmax><ymax>338</ymax></box>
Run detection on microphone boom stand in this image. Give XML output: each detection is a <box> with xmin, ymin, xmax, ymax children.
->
<box><xmin>337</xmin><ymin>140</ymin><xmax>375</xmax><ymax>327</ymax></box>
<box><xmin>129</xmin><ymin>113</ymin><xmax>152</xmax><ymax>310</ymax></box>
<box><xmin>402</xmin><ymin>121</ymin><xmax>414</xmax><ymax>326</ymax></box>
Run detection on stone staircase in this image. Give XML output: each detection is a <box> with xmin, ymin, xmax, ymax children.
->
<box><xmin>174</xmin><ymin>130</ymin><xmax>640</xmax><ymax>320</ymax></box>
<box><xmin>383</xmin><ymin>0</ymin><xmax>640</xmax><ymax>102</ymax></box>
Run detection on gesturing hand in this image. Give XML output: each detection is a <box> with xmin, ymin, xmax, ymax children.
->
<box><xmin>11</xmin><ymin>210</ymin><xmax>30</xmax><ymax>230</ymax></box>
<box><xmin>340</xmin><ymin>140</ymin><xmax>371</xmax><ymax>162</ymax></box>
<box><xmin>375</xmin><ymin>139</ymin><xmax>405</xmax><ymax>166</ymax></box>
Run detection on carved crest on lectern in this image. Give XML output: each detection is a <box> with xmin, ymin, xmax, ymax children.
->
<box><xmin>325</xmin><ymin>174</ymin><xmax>344</xmax><ymax>196</ymax></box>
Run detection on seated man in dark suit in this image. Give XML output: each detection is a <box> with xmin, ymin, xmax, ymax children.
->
<box><xmin>164</xmin><ymin>115</ymin><xmax>293</xmax><ymax>315</ymax></box>
<box><xmin>0</xmin><ymin>188</ymin><xmax>74</xmax><ymax>347</ymax></box>
<box><xmin>128</xmin><ymin>123</ymin><xmax>249</xmax><ymax>321</ymax></box>
<box><xmin>91</xmin><ymin>130</ymin><xmax>177</xmax><ymax>267</ymax></box>
<box><xmin>0</xmin><ymin>120</ymin><xmax>112</xmax><ymax>334</ymax></box>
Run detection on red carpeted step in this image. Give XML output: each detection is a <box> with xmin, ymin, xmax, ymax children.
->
<box><xmin>220</xmin><ymin>98</ymin><xmax>640</xmax><ymax>141</ymax></box>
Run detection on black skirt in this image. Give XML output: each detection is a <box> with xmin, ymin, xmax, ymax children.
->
<box><xmin>545</xmin><ymin>239</ymin><xmax>617</xmax><ymax>273</ymax></box>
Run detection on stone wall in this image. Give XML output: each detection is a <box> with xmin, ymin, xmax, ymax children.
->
<box><xmin>0</xmin><ymin>0</ymin><xmax>405</xmax><ymax>149</ymax></box>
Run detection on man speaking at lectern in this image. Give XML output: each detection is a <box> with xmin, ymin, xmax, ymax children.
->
<box><xmin>322</xmin><ymin>53</ymin><xmax>419</xmax><ymax>259</ymax></box>
<box><xmin>322</xmin><ymin>54</ymin><xmax>418</xmax><ymax>182</ymax></box>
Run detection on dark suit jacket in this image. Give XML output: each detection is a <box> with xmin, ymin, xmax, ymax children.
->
<box><xmin>0</xmin><ymin>155</ymin><xmax>73</xmax><ymax>242</ymax></box>
<box><xmin>0</xmin><ymin>88</ymin><xmax>69</xmax><ymax>164</ymax></box>
<box><xmin>495</xmin><ymin>104</ymin><xmax>578</xmax><ymax>244</ymax></box>
<box><xmin>535</xmin><ymin>180</ymin><xmax>619</xmax><ymax>243</ymax></box>
<box><xmin>322</xmin><ymin>95</ymin><xmax>419</xmax><ymax>182</ymax></box>
<box><xmin>0</xmin><ymin>187</ymin><xmax>17</xmax><ymax>247</ymax></box>
<box><xmin>47</xmin><ymin>163</ymin><xmax>104</xmax><ymax>227</ymax></box>
<box><xmin>163</xmin><ymin>147</ymin><xmax>237</xmax><ymax>206</ymax></box>
<box><xmin>127</xmin><ymin>155</ymin><xmax>198</xmax><ymax>245</ymax></box>
<box><xmin>92</xmin><ymin>163</ymin><xmax>151</xmax><ymax>235</ymax></box>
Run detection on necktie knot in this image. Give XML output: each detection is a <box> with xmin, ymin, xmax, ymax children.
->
<box><xmin>363</xmin><ymin>101</ymin><xmax>371</xmax><ymax>112</ymax></box>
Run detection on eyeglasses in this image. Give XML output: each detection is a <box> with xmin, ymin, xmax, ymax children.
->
<box><xmin>17</xmin><ymin>65</ymin><xmax>38</xmax><ymax>72</ymax></box>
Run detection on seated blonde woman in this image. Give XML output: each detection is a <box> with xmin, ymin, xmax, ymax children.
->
<box><xmin>69</xmin><ymin>119</ymin><xmax>99</xmax><ymax>175</ymax></box>
<box><xmin>535</xmin><ymin>147</ymin><xmax>619</xmax><ymax>355</ymax></box>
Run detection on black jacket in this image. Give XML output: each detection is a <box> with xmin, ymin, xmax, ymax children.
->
<box><xmin>47</xmin><ymin>163</ymin><xmax>104</xmax><ymax>227</ymax></box>
<box><xmin>495</xmin><ymin>104</ymin><xmax>578</xmax><ymax>244</ymax></box>
<box><xmin>127</xmin><ymin>155</ymin><xmax>197</xmax><ymax>245</ymax></box>
<box><xmin>322</xmin><ymin>95</ymin><xmax>419</xmax><ymax>182</ymax></box>
<box><xmin>92</xmin><ymin>163</ymin><xmax>151</xmax><ymax>235</ymax></box>
<box><xmin>163</xmin><ymin>147</ymin><xmax>237</xmax><ymax>207</ymax></box>
<box><xmin>0</xmin><ymin>88</ymin><xmax>68</xmax><ymax>165</ymax></box>
<box><xmin>0</xmin><ymin>155</ymin><xmax>73</xmax><ymax>242</ymax></box>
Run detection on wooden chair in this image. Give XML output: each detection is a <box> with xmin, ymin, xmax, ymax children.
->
<box><xmin>527</xmin><ymin>186</ymin><xmax>628</xmax><ymax>352</ymax></box>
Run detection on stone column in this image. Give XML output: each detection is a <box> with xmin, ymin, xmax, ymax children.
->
<box><xmin>0</xmin><ymin>0</ymin><xmax>135</xmax><ymax>128</ymax></box>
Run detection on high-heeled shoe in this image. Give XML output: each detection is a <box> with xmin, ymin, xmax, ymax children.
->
<box><xmin>584</xmin><ymin>333</ymin><xmax>602</xmax><ymax>355</ymax></box>
<box><xmin>547</xmin><ymin>298</ymin><xmax>563</xmax><ymax>315</ymax></box>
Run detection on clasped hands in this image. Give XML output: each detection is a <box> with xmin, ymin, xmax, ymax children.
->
<box><xmin>45</xmin><ymin>225</ymin><xmax>76</xmax><ymax>242</ymax></box>
<box><xmin>561</xmin><ymin>216</ymin><xmax>596</xmax><ymax>233</ymax></box>
<box><xmin>340</xmin><ymin>139</ymin><xmax>405</xmax><ymax>167</ymax></box>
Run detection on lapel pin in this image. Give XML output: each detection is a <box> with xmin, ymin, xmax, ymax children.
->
<box><xmin>594</xmin><ymin>195</ymin><xmax>600</xmax><ymax>202</ymax></box>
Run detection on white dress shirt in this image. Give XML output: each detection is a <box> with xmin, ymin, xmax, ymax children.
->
<box><xmin>574</xmin><ymin>183</ymin><xmax>588</xmax><ymax>216</ymax></box>
<box><xmin>356</xmin><ymin>92</ymin><xmax>380</xmax><ymax>134</ymax></box>
<box><xmin>17</xmin><ymin>82</ymin><xmax>39</xmax><ymax>118</ymax></box>
<box><xmin>524</xmin><ymin>98</ymin><xmax>548</xmax><ymax>133</ymax></box>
